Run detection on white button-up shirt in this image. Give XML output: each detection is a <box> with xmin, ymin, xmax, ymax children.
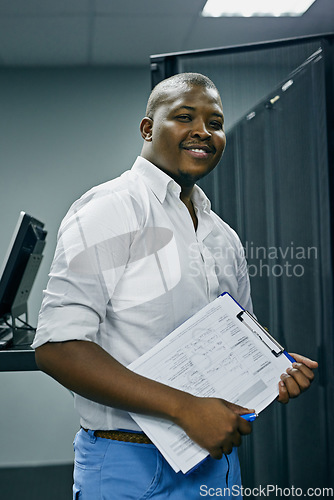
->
<box><xmin>33</xmin><ymin>156</ymin><xmax>252</xmax><ymax>431</ymax></box>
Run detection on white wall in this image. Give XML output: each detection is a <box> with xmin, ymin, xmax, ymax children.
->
<box><xmin>0</xmin><ymin>66</ymin><xmax>151</xmax><ymax>466</ymax></box>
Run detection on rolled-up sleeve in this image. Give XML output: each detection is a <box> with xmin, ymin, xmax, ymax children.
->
<box><xmin>32</xmin><ymin>188</ymin><xmax>139</xmax><ymax>349</ymax></box>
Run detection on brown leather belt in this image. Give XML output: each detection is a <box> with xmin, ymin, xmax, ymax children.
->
<box><xmin>82</xmin><ymin>428</ymin><xmax>152</xmax><ymax>445</ymax></box>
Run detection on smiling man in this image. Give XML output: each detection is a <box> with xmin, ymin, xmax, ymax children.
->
<box><xmin>142</xmin><ymin>78</ymin><xmax>225</xmax><ymax>183</ymax></box>
<box><xmin>33</xmin><ymin>73</ymin><xmax>317</xmax><ymax>499</ymax></box>
<box><xmin>140</xmin><ymin>76</ymin><xmax>226</xmax><ymax>232</ymax></box>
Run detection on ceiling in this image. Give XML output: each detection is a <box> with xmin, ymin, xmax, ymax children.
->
<box><xmin>0</xmin><ymin>0</ymin><xmax>333</xmax><ymax>67</ymax></box>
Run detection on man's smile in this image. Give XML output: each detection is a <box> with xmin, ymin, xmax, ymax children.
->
<box><xmin>181</xmin><ymin>142</ymin><xmax>216</xmax><ymax>159</ymax></box>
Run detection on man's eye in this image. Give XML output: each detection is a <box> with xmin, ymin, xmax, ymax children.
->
<box><xmin>211</xmin><ymin>121</ymin><xmax>223</xmax><ymax>130</ymax></box>
<box><xmin>176</xmin><ymin>115</ymin><xmax>191</xmax><ymax>121</ymax></box>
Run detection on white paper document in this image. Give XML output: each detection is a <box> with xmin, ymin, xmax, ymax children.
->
<box><xmin>128</xmin><ymin>293</ymin><xmax>293</xmax><ymax>474</ymax></box>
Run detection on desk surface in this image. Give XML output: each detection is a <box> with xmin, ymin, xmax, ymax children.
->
<box><xmin>0</xmin><ymin>330</ymin><xmax>38</xmax><ymax>371</ymax></box>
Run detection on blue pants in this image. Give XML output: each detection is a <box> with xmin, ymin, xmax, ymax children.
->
<box><xmin>73</xmin><ymin>428</ymin><xmax>243</xmax><ymax>499</ymax></box>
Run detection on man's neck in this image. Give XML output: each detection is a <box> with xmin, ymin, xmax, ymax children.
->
<box><xmin>180</xmin><ymin>185</ymin><xmax>194</xmax><ymax>204</ymax></box>
<box><xmin>180</xmin><ymin>188</ymin><xmax>198</xmax><ymax>231</ymax></box>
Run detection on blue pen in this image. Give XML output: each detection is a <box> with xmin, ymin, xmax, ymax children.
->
<box><xmin>241</xmin><ymin>413</ymin><xmax>258</xmax><ymax>422</ymax></box>
<box><xmin>283</xmin><ymin>350</ymin><xmax>296</xmax><ymax>363</ymax></box>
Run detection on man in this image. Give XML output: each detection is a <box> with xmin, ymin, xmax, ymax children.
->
<box><xmin>33</xmin><ymin>73</ymin><xmax>317</xmax><ymax>499</ymax></box>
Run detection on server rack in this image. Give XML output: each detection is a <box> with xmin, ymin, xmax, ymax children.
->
<box><xmin>150</xmin><ymin>34</ymin><xmax>334</xmax><ymax>491</ymax></box>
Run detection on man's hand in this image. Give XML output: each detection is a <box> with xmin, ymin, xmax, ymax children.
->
<box><xmin>277</xmin><ymin>353</ymin><xmax>318</xmax><ymax>404</ymax></box>
<box><xmin>36</xmin><ymin>341</ymin><xmax>252</xmax><ymax>461</ymax></box>
<box><xmin>174</xmin><ymin>396</ymin><xmax>253</xmax><ymax>459</ymax></box>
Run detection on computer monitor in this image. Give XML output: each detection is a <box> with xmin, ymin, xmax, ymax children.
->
<box><xmin>0</xmin><ymin>211</ymin><xmax>47</xmax><ymax>328</ymax></box>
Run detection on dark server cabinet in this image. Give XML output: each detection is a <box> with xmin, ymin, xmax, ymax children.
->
<box><xmin>151</xmin><ymin>35</ymin><xmax>334</xmax><ymax>492</ymax></box>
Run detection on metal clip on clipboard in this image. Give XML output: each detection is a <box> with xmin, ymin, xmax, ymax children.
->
<box><xmin>237</xmin><ymin>310</ymin><xmax>284</xmax><ymax>357</ymax></box>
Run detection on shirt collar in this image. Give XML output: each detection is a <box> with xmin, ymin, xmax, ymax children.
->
<box><xmin>191</xmin><ymin>185</ymin><xmax>212</xmax><ymax>215</ymax></box>
<box><xmin>131</xmin><ymin>156</ymin><xmax>211</xmax><ymax>214</ymax></box>
<box><xmin>131</xmin><ymin>156</ymin><xmax>179</xmax><ymax>203</ymax></box>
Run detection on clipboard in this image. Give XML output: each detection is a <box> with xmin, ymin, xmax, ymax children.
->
<box><xmin>128</xmin><ymin>291</ymin><xmax>294</xmax><ymax>474</ymax></box>
<box><xmin>226</xmin><ymin>292</ymin><xmax>295</xmax><ymax>364</ymax></box>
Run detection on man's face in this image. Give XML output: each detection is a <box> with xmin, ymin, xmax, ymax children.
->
<box><xmin>141</xmin><ymin>85</ymin><xmax>226</xmax><ymax>188</ymax></box>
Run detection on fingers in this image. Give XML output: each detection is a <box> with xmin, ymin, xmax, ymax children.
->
<box><xmin>277</xmin><ymin>357</ymin><xmax>317</xmax><ymax>403</ymax></box>
<box><xmin>277</xmin><ymin>379</ymin><xmax>289</xmax><ymax>404</ymax></box>
<box><xmin>289</xmin><ymin>353</ymin><xmax>318</xmax><ymax>369</ymax></box>
<box><xmin>180</xmin><ymin>397</ymin><xmax>254</xmax><ymax>461</ymax></box>
<box><xmin>238</xmin><ymin>415</ymin><xmax>253</xmax><ymax>435</ymax></box>
<box><xmin>223</xmin><ymin>400</ymin><xmax>255</xmax><ymax>416</ymax></box>
<box><xmin>208</xmin><ymin>423</ymin><xmax>243</xmax><ymax>459</ymax></box>
<box><xmin>288</xmin><ymin>362</ymin><xmax>315</xmax><ymax>385</ymax></box>
<box><xmin>285</xmin><ymin>362</ymin><xmax>315</xmax><ymax>393</ymax></box>
<box><xmin>209</xmin><ymin>442</ymin><xmax>234</xmax><ymax>459</ymax></box>
<box><xmin>219</xmin><ymin>400</ymin><xmax>253</xmax><ymax>436</ymax></box>
<box><xmin>209</xmin><ymin>447</ymin><xmax>224</xmax><ymax>460</ymax></box>
<box><xmin>208</xmin><ymin>414</ymin><xmax>253</xmax><ymax>460</ymax></box>
<box><xmin>279</xmin><ymin>372</ymin><xmax>302</xmax><ymax>401</ymax></box>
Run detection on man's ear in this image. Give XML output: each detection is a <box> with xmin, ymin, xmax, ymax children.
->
<box><xmin>140</xmin><ymin>117</ymin><xmax>153</xmax><ymax>142</ymax></box>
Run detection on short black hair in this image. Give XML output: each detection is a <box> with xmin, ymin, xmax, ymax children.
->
<box><xmin>146</xmin><ymin>72</ymin><xmax>220</xmax><ymax>119</ymax></box>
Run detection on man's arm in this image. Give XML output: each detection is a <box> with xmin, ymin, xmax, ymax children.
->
<box><xmin>35</xmin><ymin>340</ymin><xmax>252</xmax><ymax>459</ymax></box>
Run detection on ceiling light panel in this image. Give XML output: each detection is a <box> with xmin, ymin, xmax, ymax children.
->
<box><xmin>202</xmin><ymin>0</ymin><xmax>317</xmax><ymax>17</ymax></box>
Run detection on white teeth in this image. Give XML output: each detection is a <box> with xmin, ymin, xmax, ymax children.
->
<box><xmin>190</xmin><ymin>148</ymin><xmax>206</xmax><ymax>153</ymax></box>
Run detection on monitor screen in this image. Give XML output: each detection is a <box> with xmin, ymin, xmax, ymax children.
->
<box><xmin>0</xmin><ymin>211</ymin><xmax>47</xmax><ymax>323</ymax></box>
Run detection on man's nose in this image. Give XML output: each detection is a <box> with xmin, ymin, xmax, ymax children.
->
<box><xmin>190</xmin><ymin>120</ymin><xmax>211</xmax><ymax>139</ymax></box>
